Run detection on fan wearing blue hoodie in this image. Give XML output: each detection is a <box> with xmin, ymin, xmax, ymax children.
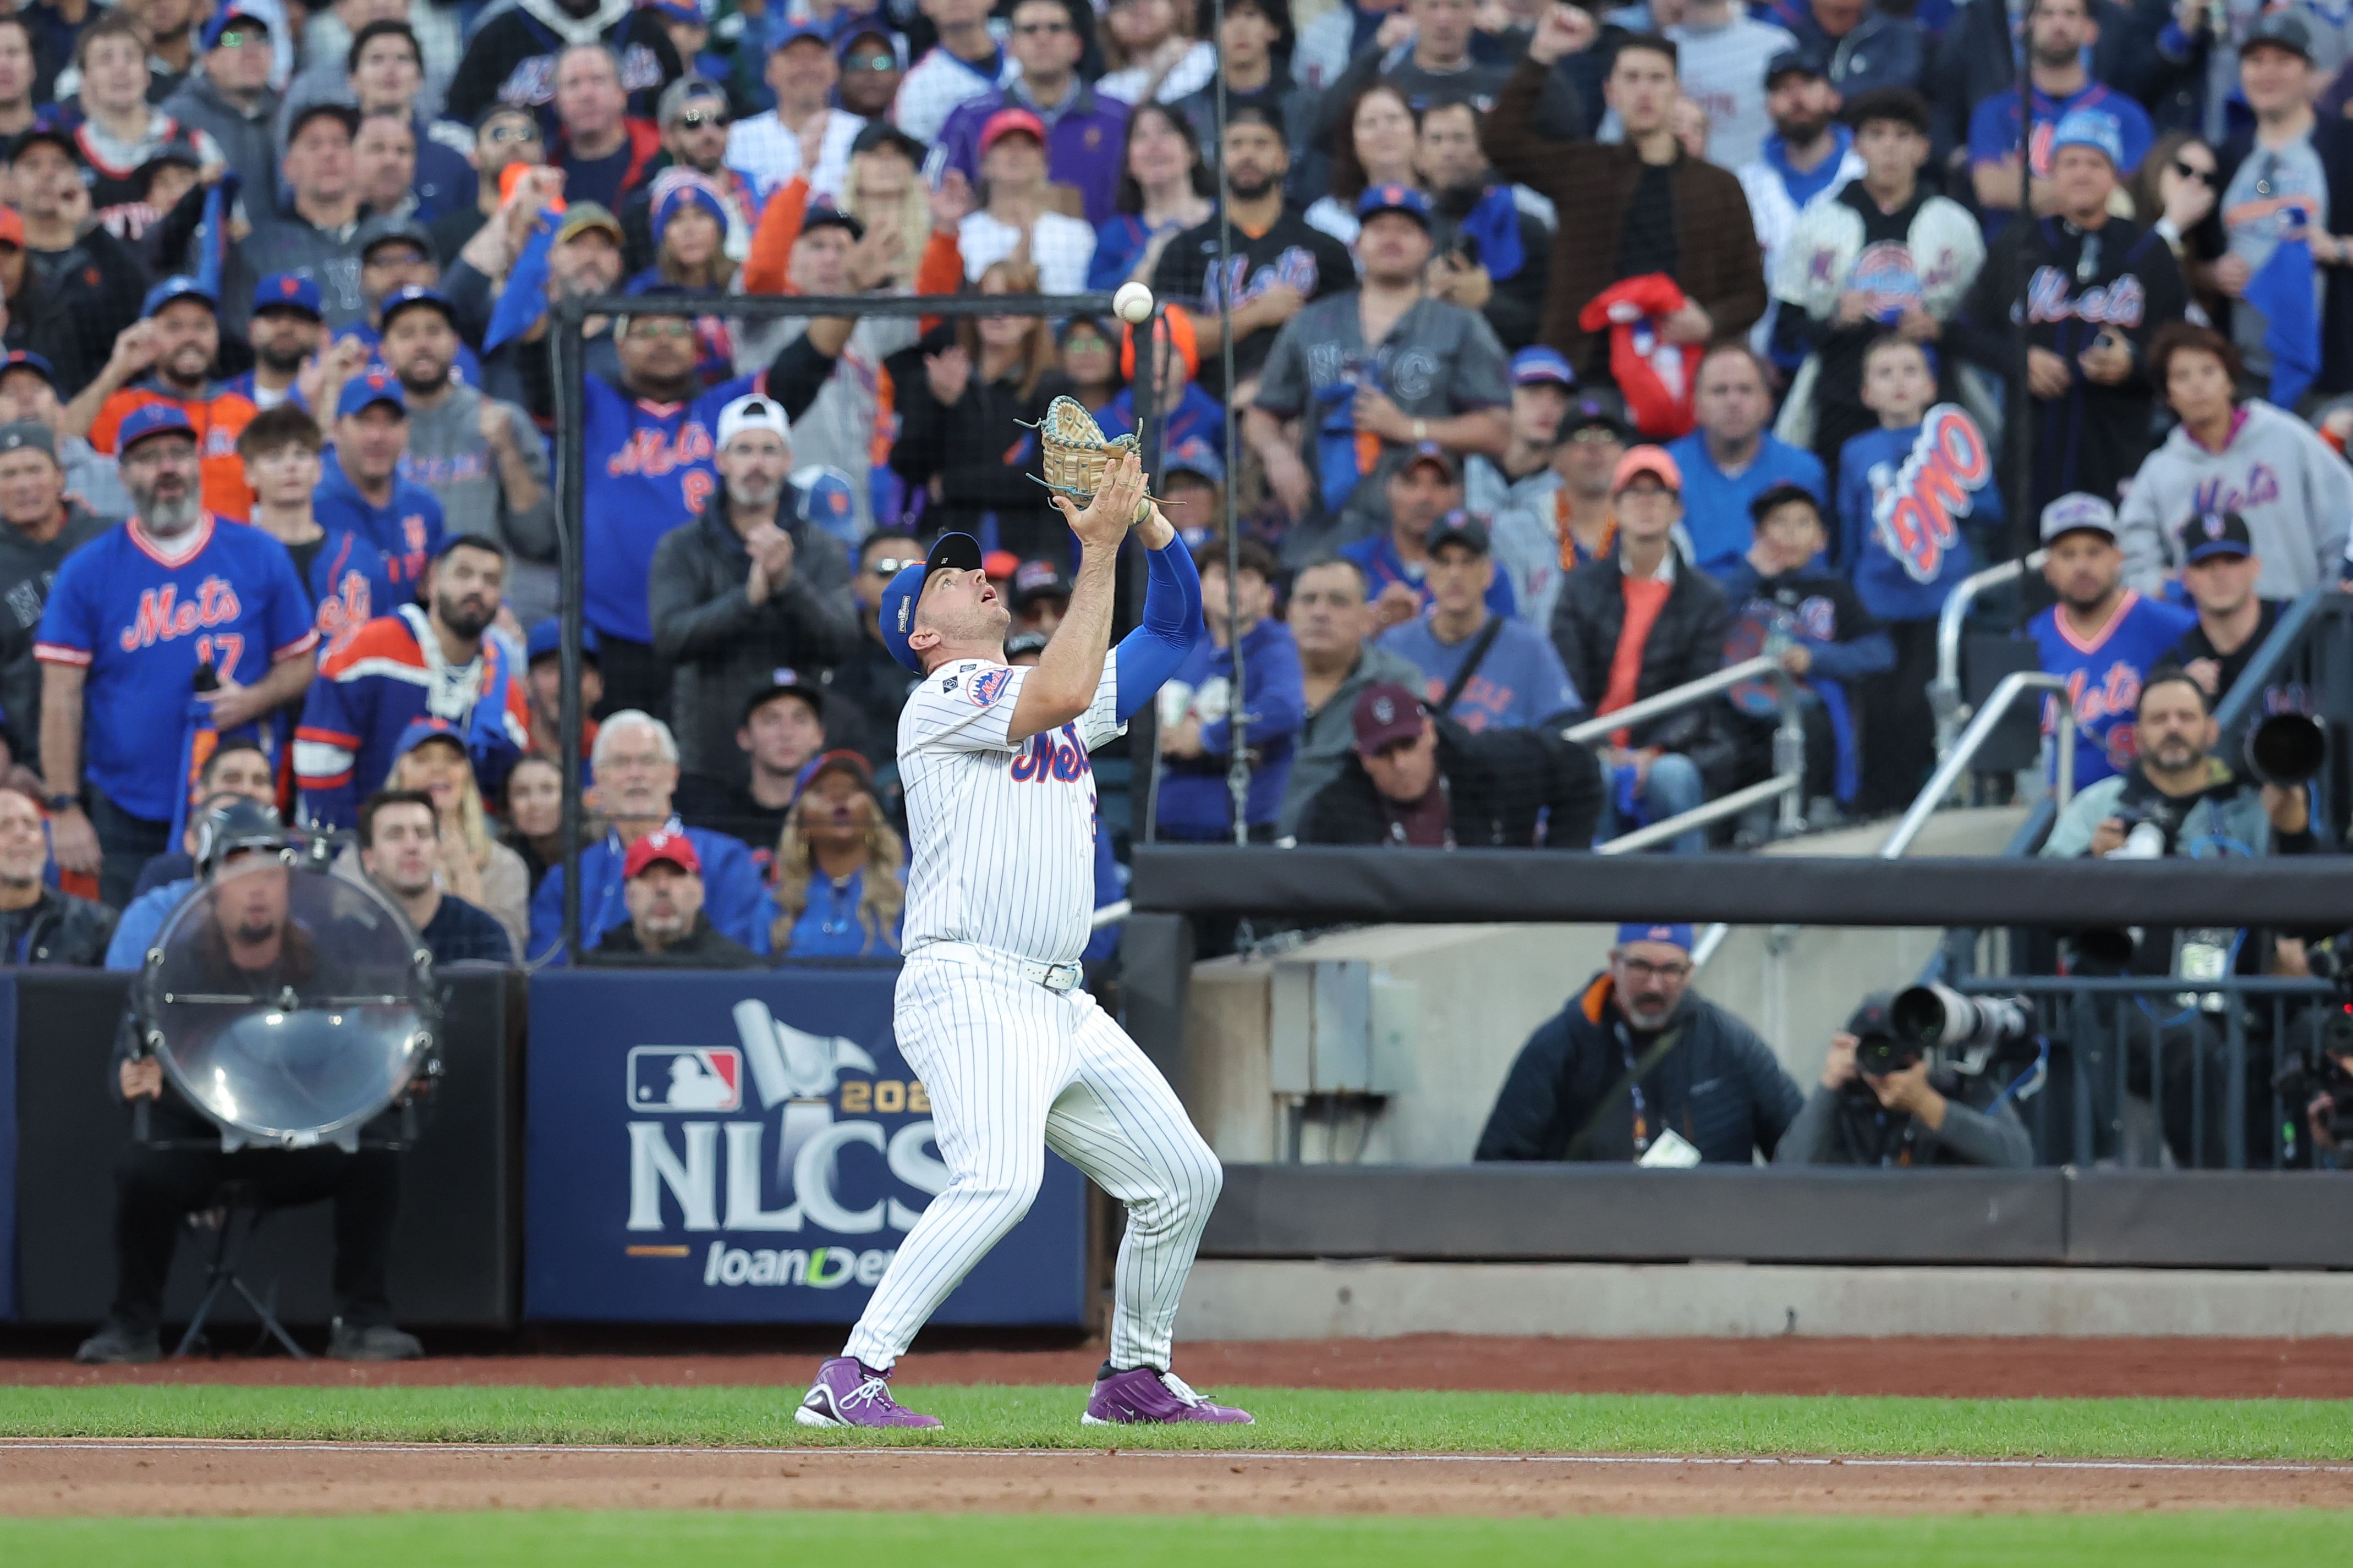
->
<box><xmin>1834</xmin><ymin>335</ymin><xmax>2002</xmax><ymax>814</ymax></box>
<box><xmin>1155</xmin><ymin>537</ymin><xmax>1305</xmax><ymax>841</ymax></box>
<box><xmin>313</xmin><ymin>372</ymin><xmax>448</xmax><ymax>613</ymax></box>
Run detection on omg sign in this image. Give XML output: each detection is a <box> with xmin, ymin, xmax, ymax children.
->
<box><xmin>525</xmin><ymin>969</ymin><xmax>1087</xmax><ymax>1325</ymax></box>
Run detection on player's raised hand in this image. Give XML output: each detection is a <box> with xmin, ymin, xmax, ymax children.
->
<box><xmin>1054</xmin><ymin>449</ymin><xmax>1144</xmax><ymax>551</ymax></box>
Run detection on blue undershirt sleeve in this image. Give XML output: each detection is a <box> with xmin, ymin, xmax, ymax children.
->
<box><xmin>1112</xmin><ymin>535</ymin><xmax>1204</xmax><ymax>723</ymax></box>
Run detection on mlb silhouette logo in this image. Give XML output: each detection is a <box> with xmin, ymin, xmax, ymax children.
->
<box><xmin>627</xmin><ymin>1046</ymin><xmax>743</xmax><ymax>1112</ymax></box>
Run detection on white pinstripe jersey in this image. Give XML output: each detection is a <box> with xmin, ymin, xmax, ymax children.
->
<box><xmin>898</xmin><ymin>654</ymin><xmax>1122</xmax><ymax>964</ymax></box>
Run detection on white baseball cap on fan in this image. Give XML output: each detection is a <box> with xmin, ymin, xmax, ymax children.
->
<box><xmin>717</xmin><ymin>393</ymin><xmax>791</xmax><ymax>448</ymax></box>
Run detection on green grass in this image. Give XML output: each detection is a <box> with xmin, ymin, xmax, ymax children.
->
<box><xmin>5</xmin><ymin>1384</ymin><xmax>2353</xmax><ymax>1460</ymax></box>
<box><xmin>0</xmin><ymin>1510</ymin><xmax>2345</xmax><ymax>1568</ymax></box>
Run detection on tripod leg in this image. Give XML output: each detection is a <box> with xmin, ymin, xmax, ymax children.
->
<box><xmin>171</xmin><ymin>1275</ymin><xmax>231</xmax><ymax>1359</ymax></box>
<box><xmin>230</xmin><ymin>1277</ymin><xmax>308</xmax><ymax>1361</ymax></box>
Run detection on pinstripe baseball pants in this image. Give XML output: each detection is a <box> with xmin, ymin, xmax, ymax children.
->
<box><xmin>843</xmin><ymin>941</ymin><xmax>1223</xmax><ymax>1373</ymax></box>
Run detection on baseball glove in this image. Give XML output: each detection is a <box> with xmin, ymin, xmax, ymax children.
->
<box><xmin>1027</xmin><ymin>395</ymin><xmax>1153</xmax><ymax>522</ymax></box>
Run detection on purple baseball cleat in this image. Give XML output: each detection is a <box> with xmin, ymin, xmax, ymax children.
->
<box><xmin>1083</xmin><ymin>1367</ymin><xmax>1255</xmax><ymax>1426</ymax></box>
<box><xmin>794</xmin><ymin>1356</ymin><xmax>943</xmax><ymax>1429</ymax></box>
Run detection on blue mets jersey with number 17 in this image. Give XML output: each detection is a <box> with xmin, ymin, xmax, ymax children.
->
<box><xmin>35</xmin><ymin>516</ymin><xmax>317</xmax><ymax>821</ymax></box>
<box><xmin>896</xmin><ymin>654</ymin><xmax>1124</xmax><ymax>965</ymax></box>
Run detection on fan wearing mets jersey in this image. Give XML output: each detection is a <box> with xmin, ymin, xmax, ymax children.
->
<box><xmin>796</xmin><ymin>453</ymin><xmax>1251</xmax><ymax>1431</ymax></box>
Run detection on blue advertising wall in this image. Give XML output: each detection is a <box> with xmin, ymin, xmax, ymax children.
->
<box><xmin>0</xmin><ymin>973</ymin><xmax>14</xmax><ymax>1321</ymax></box>
<box><xmin>526</xmin><ymin>967</ymin><xmax>1088</xmax><ymax>1324</ymax></box>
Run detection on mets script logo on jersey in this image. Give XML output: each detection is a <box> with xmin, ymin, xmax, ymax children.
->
<box><xmin>2191</xmin><ymin>465</ymin><xmax>2281</xmax><ymax>518</ymax></box>
<box><xmin>117</xmin><ymin>576</ymin><xmax>242</xmax><ymax>652</ymax></box>
<box><xmin>314</xmin><ymin>569</ymin><xmax>372</xmax><ymax>658</ymax></box>
<box><xmin>1872</xmin><ymin>405</ymin><xmax>1990</xmax><ymax>584</ymax></box>
<box><xmin>967</xmin><ymin>667</ymin><xmax>1011</xmax><ymax>708</ymax></box>
<box><xmin>628</xmin><ymin>1046</ymin><xmax>743</xmax><ymax>1113</ymax></box>
<box><xmin>1208</xmin><ymin>246</ymin><xmax>1321</xmax><ymax>313</ymax></box>
<box><xmin>2026</xmin><ymin>266</ymin><xmax>2147</xmax><ymax>328</ymax></box>
<box><xmin>2055</xmin><ymin>660</ymin><xmax>2144</xmax><ymax>740</ymax></box>
<box><xmin>1011</xmin><ymin>721</ymin><xmax>1090</xmax><ymax>784</ymax></box>
<box><xmin>606</xmin><ymin>420</ymin><xmax>717</xmax><ymax>478</ymax></box>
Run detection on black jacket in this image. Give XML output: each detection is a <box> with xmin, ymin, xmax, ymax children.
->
<box><xmin>1775</xmin><ymin>1065</ymin><xmax>2035</xmax><ymax>1168</ymax></box>
<box><xmin>1946</xmin><ymin>213</ymin><xmax>2188</xmax><ymax>511</ymax></box>
<box><xmin>1296</xmin><ymin>711</ymin><xmax>1603</xmax><ymax>849</ymax></box>
<box><xmin>830</xmin><ymin>633</ymin><xmax>922</xmax><ymax>771</ymax></box>
<box><xmin>6</xmin><ymin>884</ymin><xmax>116</xmax><ymax>966</ymax></box>
<box><xmin>646</xmin><ymin>504</ymin><xmax>857</xmax><ymax>780</ymax></box>
<box><xmin>0</xmin><ymin>499</ymin><xmax>113</xmax><ymax>767</ymax></box>
<box><xmin>591</xmin><ymin>910</ymin><xmax>765</xmax><ymax>968</ymax></box>
<box><xmin>1475</xmin><ymin>972</ymin><xmax>1804</xmax><ymax>1163</ymax></box>
<box><xmin>1549</xmin><ymin>550</ymin><xmax>1734</xmax><ymax>783</ymax></box>
<box><xmin>884</xmin><ymin>342</ymin><xmax>1072</xmax><ymax>558</ymax></box>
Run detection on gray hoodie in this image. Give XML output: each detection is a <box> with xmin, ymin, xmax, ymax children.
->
<box><xmin>399</xmin><ymin>381</ymin><xmax>561</xmax><ymax>628</ymax></box>
<box><xmin>2116</xmin><ymin>399</ymin><xmax>2353</xmax><ymax>601</ymax></box>
<box><xmin>160</xmin><ymin>71</ymin><xmax>282</xmax><ymax>216</ymax></box>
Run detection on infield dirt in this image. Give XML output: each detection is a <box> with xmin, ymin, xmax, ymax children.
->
<box><xmin>4</xmin><ymin>1442</ymin><xmax>2352</xmax><ymax>1520</ymax></box>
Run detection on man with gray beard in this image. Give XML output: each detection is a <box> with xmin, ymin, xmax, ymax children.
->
<box><xmin>646</xmin><ymin>393</ymin><xmax>854</xmax><ymax>780</ymax></box>
<box><xmin>35</xmin><ymin>404</ymin><xmax>319</xmax><ymax>907</ymax></box>
<box><xmin>377</xmin><ymin>284</ymin><xmax>559</xmax><ymax>626</ymax></box>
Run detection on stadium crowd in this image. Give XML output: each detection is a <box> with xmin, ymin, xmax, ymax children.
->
<box><xmin>0</xmin><ymin>0</ymin><xmax>2338</xmax><ymax>981</ymax></box>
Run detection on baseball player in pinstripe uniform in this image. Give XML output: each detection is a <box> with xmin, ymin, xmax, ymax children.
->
<box><xmin>796</xmin><ymin>453</ymin><xmax>1251</xmax><ymax>1430</ymax></box>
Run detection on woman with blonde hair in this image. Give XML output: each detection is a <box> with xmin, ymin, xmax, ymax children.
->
<box><xmin>386</xmin><ymin>720</ymin><xmax>533</xmax><ymax>957</ymax></box>
<box><xmin>768</xmin><ymin>751</ymin><xmax>905</xmax><ymax>959</ymax></box>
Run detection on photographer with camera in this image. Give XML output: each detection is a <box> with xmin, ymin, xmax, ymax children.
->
<box><xmin>2263</xmin><ymin>937</ymin><xmax>2353</xmax><ymax>1170</ymax></box>
<box><xmin>1776</xmin><ymin>992</ymin><xmax>2033</xmax><ymax>1168</ymax></box>
<box><xmin>2042</xmin><ymin>666</ymin><xmax>2318</xmax><ymax>868</ymax></box>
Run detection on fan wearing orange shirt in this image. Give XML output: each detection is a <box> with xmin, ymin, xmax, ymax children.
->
<box><xmin>63</xmin><ymin>277</ymin><xmax>260</xmax><ymax>523</ymax></box>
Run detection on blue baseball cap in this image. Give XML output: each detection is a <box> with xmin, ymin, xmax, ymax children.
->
<box><xmin>526</xmin><ymin>617</ymin><xmax>600</xmax><ymax>664</ymax></box>
<box><xmin>379</xmin><ymin>284</ymin><xmax>458</xmax><ymax>331</ymax></box>
<box><xmin>141</xmin><ymin>275</ymin><xmax>216</xmax><ymax>318</ymax></box>
<box><xmin>794</xmin><ymin>466</ymin><xmax>859</xmax><ymax>530</ymax></box>
<box><xmin>392</xmin><ymin>715</ymin><xmax>466</xmax><ymax>761</ymax></box>
<box><xmin>1165</xmin><ymin>436</ymin><xmax>1225</xmax><ymax>486</ymax></box>
<box><xmin>1354</xmin><ymin>182</ymin><xmax>1430</xmax><ymax>227</ymax></box>
<box><xmin>878</xmin><ymin>532</ymin><xmax>984</xmax><ymax>673</ymax></box>
<box><xmin>336</xmin><ymin>371</ymin><xmax>405</xmax><ymax>419</ymax></box>
<box><xmin>771</xmin><ymin>18</ymin><xmax>833</xmax><ymax>51</ymax></box>
<box><xmin>0</xmin><ymin>349</ymin><xmax>57</xmax><ymax>389</ymax></box>
<box><xmin>116</xmin><ymin>401</ymin><xmax>197</xmax><ymax>453</ymax></box>
<box><xmin>2049</xmin><ymin>108</ymin><xmax>2123</xmax><ymax>169</ymax></box>
<box><xmin>1616</xmin><ymin>921</ymin><xmax>1694</xmax><ymax>952</ymax></box>
<box><xmin>253</xmin><ymin>271</ymin><xmax>323</xmax><ymax>319</ymax></box>
<box><xmin>1511</xmin><ymin>345</ymin><xmax>1576</xmax><ymax>390</ymax></box>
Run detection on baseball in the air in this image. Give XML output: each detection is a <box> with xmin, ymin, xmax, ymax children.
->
<box><xmin>1112</xmin><ymin>282</ymin><xmax>1155</xmax><ymax>324</ymax></box>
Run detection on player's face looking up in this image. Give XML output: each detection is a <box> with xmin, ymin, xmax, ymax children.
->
<box><xmin>122</xmin><ymin>432</ymin><xmax>201</xmax><ymax>535</ymax></box>
<box><xmin>1361</xmin><ymin>717</ymin><xmax>1438</xmax><ymax>804</ymax></box>
<box><xmin>1611</xmin><ymin>939</ymin><xmax>1693</xmax><ymax>1031</ymax></box>
<box><xmin>909</xmin><ymin>566</ymin><xmax>1010</xmax><ymax>667</ymax></box>
<box><xmin>0</xmin><ymin>444</ymin><xmax>60</xmax><ymax>528</ymax></box>
<box><xmin>429</xmin><ymin>543</ymin><xmax>504</xmax><ymax>640</ymax></box>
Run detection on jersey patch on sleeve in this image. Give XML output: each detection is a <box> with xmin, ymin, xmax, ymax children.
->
<box><xmin>969</xmin><ymin>667</ymin><xmax>1012</xmax><ymax>708</ymax></box>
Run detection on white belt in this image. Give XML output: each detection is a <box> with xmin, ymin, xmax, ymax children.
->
<box><xmin>1019</xmin><ymin>959</ymin><xmax>1084</xmax><ymax>992</ymax></box>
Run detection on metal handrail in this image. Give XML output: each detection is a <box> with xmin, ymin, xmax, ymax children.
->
<box><xmin>1562</xmin><ymin>655</ymin><xmax>1781</xmax><ymax>745</ymax></box>
<box><xmin>1930</xmin><ymin>549</ymin><xmax>2046</xmax><ymax>763</ymax></box>
<box><xmin>1882</xmin><ymin>669</ymin><xmax>2075</xmax><ymax>860</ymax></box>
<box><xmin>1595</xmin><ymin>775</ymin><xmax>1802</xmax><ymax>856</ymax></box>
<box><xmin>1689</xmin><ymin>669</ymin><xmax>2076</xmax><ymax>973</ymax></box>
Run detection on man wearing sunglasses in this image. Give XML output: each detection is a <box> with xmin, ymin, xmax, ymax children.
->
<box><xmin>835</xmin><ymin>25</ymin><xmax>903</xmax><ymax>120</ymax></box>
<box><xmin>827</xmin><ymin>530</ymin><xmax>930</xmax><ymax>768</ymax></box>
<box><xmin>1476</xmin><ymin>921</ymin><xmax>1803</xmax><ymax>1165</ymax></box>
<box><xmin>621</xmin><ymin>75</ymin><xmax>759</xmax><ymax>274</ymax></box>
<box><xmin>430</xmin><ymin>102</ymin><xmax>547</xmax><ymax>263</ymax></box>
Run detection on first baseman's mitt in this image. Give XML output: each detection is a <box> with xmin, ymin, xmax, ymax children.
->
<box><xmin>1027</xmin><ymin>395</ymin><xmax>1154</xmax><ymax>522</ymax></box>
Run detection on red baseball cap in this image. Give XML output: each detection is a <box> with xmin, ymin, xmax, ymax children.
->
<box><xmin>623</xmin><ymin>829</ymin><xmax>701</xmax><ymax>880</ymax></box>
<box><xmin>1611</xmin><ymin>445</ymin><xmax>1683</xmax><ymax>494</ymax></box>
<box><xmin>979</xmin><ymin>107</ymin><xmax>1047</xmax><ymax>156</ymax></box>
